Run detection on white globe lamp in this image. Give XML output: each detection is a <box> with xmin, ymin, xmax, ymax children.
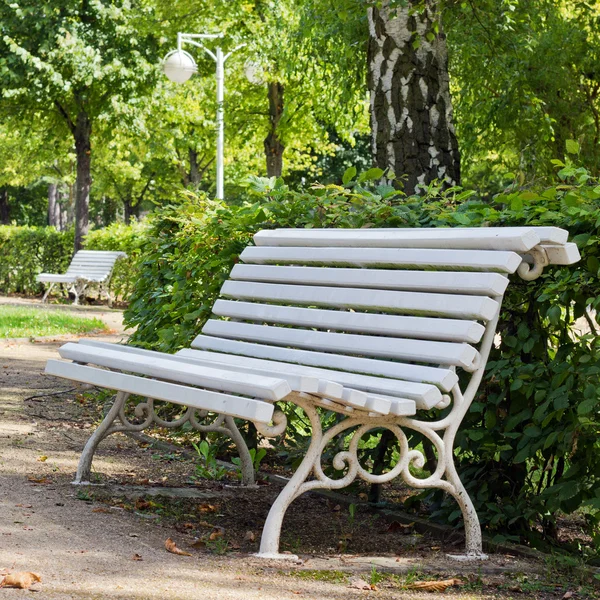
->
<box><xmin>162</xmin><ymin>50</ymin><xmax>197</xmax><ymax>83</ymax></box>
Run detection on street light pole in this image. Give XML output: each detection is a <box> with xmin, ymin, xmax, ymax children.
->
<box><xmin>162</xmin><ymin>33</ymin><xmax>245</xmax><ymax>200</ymax></box>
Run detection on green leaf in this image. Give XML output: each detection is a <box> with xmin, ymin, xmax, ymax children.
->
<box><xmin>342</xmin><ymin>166</ymin><xmax>357</xmax><ymax>185</ymax></box>
<box><xmin>358</xmin><ymin>167</ymin><xmax>384</xmax><ymax>182</ymax></box>
<box><xmin>577</xmin><ymin>397</ymin><xmax>597</xmax><ymax>415</ymax></box>
<box><xmin>510</xmin><ymin>196</ymin><xmax>523</xmax><ymax>211</ymax></box>
<box><xmin>565</xmin><ymin>139</ymin><xmax>580</xmax><ymax>154</ymax></box>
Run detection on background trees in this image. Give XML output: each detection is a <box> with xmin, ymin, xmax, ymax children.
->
<box><xmin>3</xmin><ymin>0</ymin><xmax>600</xmax><ymax>238</ymax></box>
<box><xmin>0</xmin><ymin>0</ymin><xmax>160</xmax><ymax>249</ymax></box>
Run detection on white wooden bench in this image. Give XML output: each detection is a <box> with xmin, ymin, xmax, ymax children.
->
<box><xmin>37</xmin><ymin>250</ymin><xmax>126</xmax><ymax>305</ymax></box>
<box><xmin>44</xmin><ymin>226</ymin><xmax>580</xmax><ymax>559</ymax></box>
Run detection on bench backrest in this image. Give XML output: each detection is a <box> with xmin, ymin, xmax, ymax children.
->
<box><xmin>191</xmin><ymin>227</ymin><xmax>579</xmax><ymax>410</ymax></box>
<box><xmin>66</xmin><ymin>251</ymin><xmax>126</xmax><ymax>281</ymax></box>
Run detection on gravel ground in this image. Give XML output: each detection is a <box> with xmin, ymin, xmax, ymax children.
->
<box><xmin>0</xmin><ymin>298</ymin><xmax>587</xmax><ymax>599</ymax></box>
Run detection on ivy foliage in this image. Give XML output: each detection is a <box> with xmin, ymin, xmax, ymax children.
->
<box><xmin>125</xmin><ymin>153</ymin><xmax>600</xmax><ymax>551</ymax></box>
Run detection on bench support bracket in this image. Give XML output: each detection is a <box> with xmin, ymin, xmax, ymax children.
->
<box><xmin>74</xmin><ymin>391</ymin><xmax>256</xmax><ymax>486</ymax></box>
<box><xmin>256</xmin><ymin>393</ymin><xmax>489</xmax><ymax>560</ymax></box>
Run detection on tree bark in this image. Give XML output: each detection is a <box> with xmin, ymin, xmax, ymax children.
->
<box><xmin>0</xmin><ymin>188</ymin><xmax>9</xmax><ymax>224</ymax></box>
<box><xmin>367</xmin><ymin>1</ymin><xmax>460</xmax><ymax>195</ymax></box>
<box><xmin>264</xmin><ymin>81</ymin><xmax>285</xmax><ymax>177</ymax></box>
<box><xmin>188</xmin><ymin>148</ymin><xmax>201</xmax><ymax>187</ymax></box>
<box><xmin>73</xmin><ymin>110</ymin><xmax>92</xmax><ymax>252</ymax></box>
<box><xmin>48</xmin><ymin>183</ymin><xmax>60</xmax><ymax>228</ymax></box>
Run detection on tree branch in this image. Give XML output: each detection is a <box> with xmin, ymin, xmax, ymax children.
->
<box><xmin>54</xmin><ymin>101</ymin><xmax>76</xmax><ymax>135</ymax></box>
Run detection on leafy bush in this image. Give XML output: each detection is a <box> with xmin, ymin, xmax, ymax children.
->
<box><xmin>125</xmin><ymin>161</ymin><xmax>600</xmax><ymax>553</ymax></box>
<box><xmin>0</xmin><ymin>222</ymin><xmax>145</xmax><ymax>301</ymax></box>
<box><xmin>0</xmin><ymin>225</ymin><xmax>73</xmax><ymax>294</ymax></box>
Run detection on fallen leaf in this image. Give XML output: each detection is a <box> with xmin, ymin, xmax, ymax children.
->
<box><xmin>408</xmin><ymin>578</ymin><xmax>463</xmax><ymax>592</ymax></box>
<box><xmin>198</xmin><ymin>503</ymin><xmax>217</xmax><ymax>513</ymax></box>
<box><xmin>165</xmin><ymin>538</ymin><xmax>191</xmax><ymax>556</ymax></box>
<box><xmin>332</xmin><ymin>504</ymin><xmax>341</xmax><ymax>512</ymax></box>
<box><xmin>197</xmin><ymin>520</ymin><xmax>214</xmax><ymax>529</ymax></box>
<box><xmin>244</xmin><ymin>530</ymin><xmax>256</xmax><ymax>542</ymax></box>
<box><xmin>28</xmin><ymin>477</ymin><xmax>51</xmax><ymax>484</ymax></box>
<box><xmin>190</xmin><ymin>538</ymin><xmax>206</xmax><ymax>549</ymax></box>
<box><xmin>358</xmin><ymin>493</ymin><xmax>368</xmax><ymax>501</ymax></box>
<box><xmin>0</xmin><ymin>572</ymin><xmax>42</xmax><ymax>589</ymax></box>
<box><xmin>348</xmin><ymin>577</ymin><xmax>371</xmax><ymax>590</ymax></box>
<box><xmin>386</xmin><ymin>520</ymin><xmax>414</xmax><ymax>533</ymax></box>
<box><xmin>180</xmin><ymin>522</ymin><xmax>195</xmax><ymax>530</ymax></box>
<box><xmin>37</xmin><ymin>455</ymin><xmax>48</xmax><ymax>462</ymax></box>
<box><xmin>131</xmin><ymin>554</ymin><xmax>143</xmax><ymax>561</ymax></box>
<box><xmin>92</xmin><ymin>508</ymin><xmax>111</xmax><ymax>513</ymax></box>
<box><xmin>563</xmin><ymin>592</ymin><xmax>574</xmax><ymax>599</ymax></box>
<box><xmin>209</xmin><ymin>529</ymin><xmax>224</xmax><ymax>541</ymax></box>
<box><xmin>135</xmin><ymin>499</ymin><xmax>152</xmax><ymax>511</ymax></box>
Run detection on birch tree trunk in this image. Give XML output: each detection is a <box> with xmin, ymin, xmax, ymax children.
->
<box><xmin>367</xmin><ymin>0</ymin><xmax>460</xmax><ymax>195</ymax></box>
<box><xmin>48</xmin><ymin>183</ymin><xmax>61</xmax><ymax>228</ymax></box>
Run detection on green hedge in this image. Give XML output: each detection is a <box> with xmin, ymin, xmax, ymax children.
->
<box><xmin>0</xmin><ymin>222</ymin><xmax>145</xmax><ymax>300</ymax></box>
<box><xmin>0</xmin><ymin>225</ymin><xmax>74</xmax><ymax>295</ymax></box>
<box><xmin>124</xmin><ymin>166</ymin><xmax>600</xmax><ymax>554</ymax></box>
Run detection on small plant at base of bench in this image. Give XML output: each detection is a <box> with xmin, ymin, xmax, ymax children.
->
<box><xmin>191</xmin><ymin>440</ymin><xmax>230</xmax><ymax>481</ymax></box>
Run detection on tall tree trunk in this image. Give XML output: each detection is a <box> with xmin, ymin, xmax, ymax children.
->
<box><xmin>188</xmin><ymin>148</ymin><xmax>201</xmax><ymax>187</ymax></box>
<box><xmin>123</xmin><ymin>198</ymin><xmax>135</xmax><ymax>225</ymax></box>
<box><xmin>73</xmin><ymin>110</ymin><xmax>92</xmax><ymax>252</ymax></box>
<box><xmin>264</xmin><ymin>81</ymin><xmax>285</xmax><ymax>177</ymax></box>
<box><xmin>48</xmin><ymin>183</ymin><xmax>60</xmax><ymax>228</ymax></box>
<box><xmin>0</xmin><ymin>188</ymin><xmax>9</xmax><ymax>224</ymax></box>
<box><xmin>367</xmin><ymin>0</ymin><xmax>460</xmax><ymax>195</ymax></box>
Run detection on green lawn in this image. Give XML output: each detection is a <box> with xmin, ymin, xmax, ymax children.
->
<box><xmin>0</xmin><ymin>306</ymin><xmax>108</xmax><ymax>338</ymax></box>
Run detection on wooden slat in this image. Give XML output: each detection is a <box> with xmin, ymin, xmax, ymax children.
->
<box><xmin>220</xmin><ymin>281</ymin><xmax>500</xmax><ymax>321</ymax></box>
<box><xmin>213</xmin><ymin>300</ymin><xmax>485</xmax><ymax>343</ymax></box>
<box><xmin>363</xmin><ymin>394</ymin><xmax>416</xmax><ymax>416</ymax></box>
<box><xmin>75</xmin><ymin>340</ymin><xmax>378</xmax><ymax>410</ymax></box>
<box><xmin>75</xmin><ymin>251</ymin><xmax>126</xmax><ymax>257</ymax></box>
<box><xmin>203</xmin><ymin>320</ymin><xmax>480</xmax><ymax>371</ymax></box>
<box><xmin>254</xmin><ymin>228</ymin><xmax>541</xmax><ymax>252</ymax></box>
<box><xmin>75</xmin><ymin>341</ymin><xmax>382</xmax><ymax>412</ymax></box>
<box><xmin>76</xmin><ymin>339</ymin><xmax>322</xmax><ymax>396</ymax></box>
<box><xmin>178</xmin><ymin>346</ymin><xmax>444</xmax><ymax>409</ymax></box>
<box><xmin>255</xmin><ymin>226</ymin><xmax>570</xmax><ymax>247</ymax></box>
<box><xmin>240</xmin><ymin>246</ymin><xmax>523</xmax><ymax>273</ymax></box>
<box><xmin>540</xmin><ymin>243</ymin><xmax>581</xmax><ymax>265</ymax></box>
<box><xmin>230</xmin><ymin>264</ymin><xmax>509</xmax><ymax>296</ymax></box>
<box><xmin>45</xmin><ymin>360</ymin><xmax>274</xmax><ymax>423</ymax></box>
<box><xmin>58</xmin><ymin>343</ymin><xmax>291</xmax><ymax>401</ymax></box>
<box><xmin>186</xmin><ymin>337</ymin><xmax>457</xmax><ymax>391</ymax></box>
<box><xmin>37</xmin><ymin>274</ymin><xmax>76</xmax><ymax>283</ymax></box>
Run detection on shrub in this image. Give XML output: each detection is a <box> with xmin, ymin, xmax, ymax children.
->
<box><xmin>0</xmin><ymin>225</ymin><xmax>73</xmax><ymax>295</ymax></box>
<box><xmin>0</xmin><ymin>222</ymin><xmax>145</xmax><ymax>301</ymax></box>
<box><xmin>125</xmin><ymin>161</ymin><xmax>600</xmax><ymax>553</ymax></box>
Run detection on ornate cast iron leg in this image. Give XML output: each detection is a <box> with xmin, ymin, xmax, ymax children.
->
<box><xmin>41</xmin><ymin>282</ymin><xmax>55</xmax><ymax>303</ymax></box>
<box><xmin>74</xmin><ymin>391</ymin><xmax>130</xmax><ymax>484</ymax></box>
<box><xmin>223</xmin><ymin>416</ymin><xmax>255</xmax><ymax>486</ymax></box>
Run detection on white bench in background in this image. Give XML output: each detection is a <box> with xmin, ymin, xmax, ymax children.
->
<box><xmin>37</xmin><ymin>250</ymin><xmax>126</xmax><ymax>305</ymax></box>
<box><xmin>44</xmin><ymin>226</ymin><xmax>580</xmax><ymax>559</ymax></box>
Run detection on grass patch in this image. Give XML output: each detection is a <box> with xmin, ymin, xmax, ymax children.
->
<box><xmin>0</xmin><ymin>306</ymin><xmax>108</xmax><ymax>338</ymax></box>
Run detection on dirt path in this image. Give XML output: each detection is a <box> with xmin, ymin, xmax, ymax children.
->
<box><xmin>0</xmin><ymin>303</ymin><xmax>574</xmax><ymax>599</ymax></box>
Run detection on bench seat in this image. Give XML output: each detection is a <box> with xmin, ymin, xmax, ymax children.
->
<box><xmin>37</xmin><ymin>250</ymin><xmax>126</xmax><ymax>305</ymax></box>
<box><xmin>44</xmin><ymin>226</ymin><xmax>580</xmax><ymax>560</ymax></box>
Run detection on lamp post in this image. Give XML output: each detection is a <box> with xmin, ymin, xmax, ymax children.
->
<box><xmin>162</xmin><ymin>33</ymin><xmax>245</xmax><ymax>200</ymax></box>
